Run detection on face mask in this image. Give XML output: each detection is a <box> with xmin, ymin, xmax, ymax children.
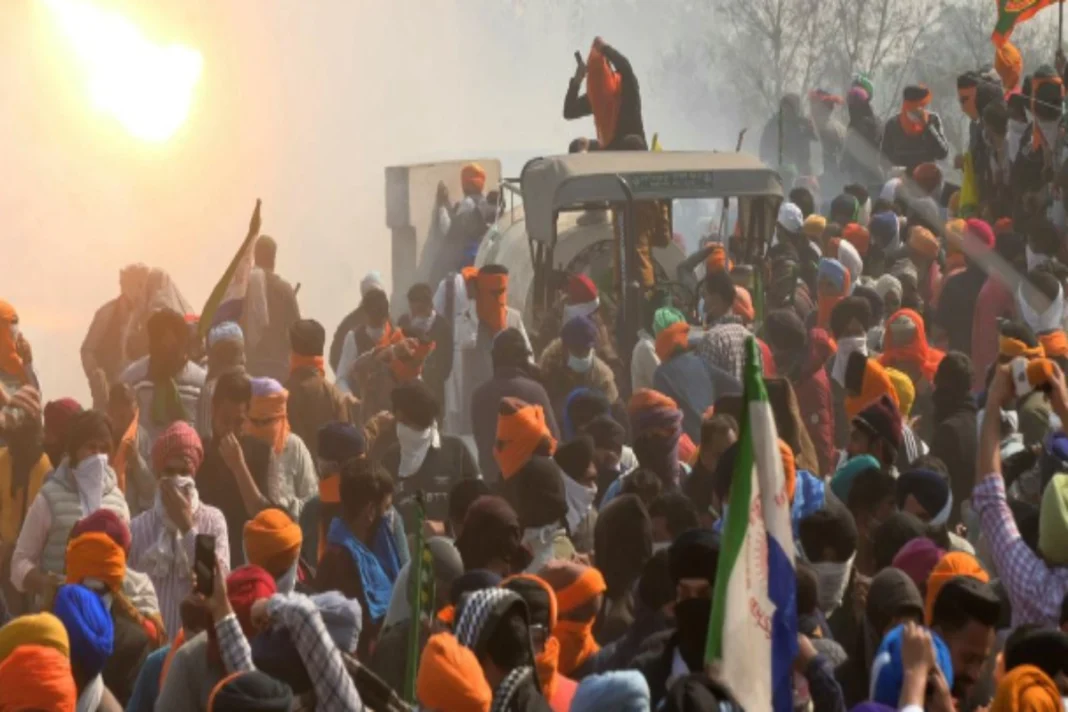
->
<box><xmin>409</xmin><ymin>313</ymin><xmax>435</xmax><ymax>333</ymax></box>
<box><xmin>395</xmin><ymin>422</ymin><xmax>438</xmax><ymax>478</ymax></box>
<box><xmin>366</xmin><ymin>326</ymin><xmax>385</xmax><ymax>342</ymax></box>
<box><xmin>567</xmin><ymin>353</ymin><xmax>594</xmax><ymax>373</ymax></box>
<box><xmin>674</xmin><ymin>597</ymin><xmax>713</xmax><ymax>672</ymax></box>
<box><xmin>72</xmin><ymin>453</ymin><xmax>109</xmax><ymax>516</ymax></box>
<box><xmin>809</xmin><ymin>555</ymin><xmax>855</xmax><ymax>614</ymax></box>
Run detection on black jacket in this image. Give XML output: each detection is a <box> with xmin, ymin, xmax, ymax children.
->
<box><xmin>471</xmin><ymin>367</ymin><xmax>560</xmax><ymax>484</ymax></box>
<box><xmin>881</xmin><ymin>112</ymin><xmax>950</xmax><ymax>173</ymax></box>
<box><xmin>380</xmin><ymin>435</ymin><xmax>479</xmax><ymax>532</ymax></box>
<box><xmin>563</xmin><ymin>44</ymin><xmax>645</xmax><ymax>150</ymax></box>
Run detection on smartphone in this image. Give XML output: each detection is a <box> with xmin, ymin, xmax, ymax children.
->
<box><xmin>194</xmin><ymin>534</ymin><xmax>216</xmax><ymax>596</ymax></box>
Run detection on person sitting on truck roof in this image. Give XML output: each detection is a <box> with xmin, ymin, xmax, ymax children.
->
<box><xmin>563</xmin><ymin>37</ymin><xmax>645</xmax><ymax>151</ymax></box>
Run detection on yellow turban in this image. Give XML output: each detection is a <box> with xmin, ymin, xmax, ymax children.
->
<box><xmin>885</xmin><ymin>367</ymin><xmax>916</xmax><ymax>418</ymax></box>
<box><xmin>0</xmin><ymin>612</ymin><xmax>70</xmax><ymax>662</ymax></box>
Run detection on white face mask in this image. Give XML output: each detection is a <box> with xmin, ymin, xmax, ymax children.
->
<box><xmin>366</xmin><ymin>326</ymin><xmax>385</xmax><ymax>342</ymax></box>
<box><xmin>72</xmin><ymin>453</ymin><xmax>109</xmax><ymax>516</ymax></box>
<box><xmin>567</xmin><ymin>352</ymin><xmax>594</xmax><ymax>373</ymax></box>
<box><xmin>522</xmin><ymin>525</ymin><xmax>559</xmax><ymax>573</ymax></box>
<box><xmin>395</xmin><ymin>422</ymin><xmax>439</xmax><ymax>478</ymax></box>
<box><xmin>809</xmin><ymin>555</ymin><xmax>855</xmax><ymax>614</ymax></box>
<box><xmin>409</xmin><ymin>312</ymin><xmax>435</xmax><ymax>333</ymax></box>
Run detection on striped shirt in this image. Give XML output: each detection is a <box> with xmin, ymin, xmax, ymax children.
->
<box><xmin>128</xmin><ymin>503</ymin><xmax>229</xmax><ymax>640</ymax></box>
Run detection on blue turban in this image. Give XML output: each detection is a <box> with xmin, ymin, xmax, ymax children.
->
<box><xmin>818</xmin><ymin>258</ymin><xmax>849</xmax><ymax>293</ymax></box>
<box><xmin>561</xmin><ymin>316</ymin><xmax>598</xmax><ymax>352</ymax></box>
<box><xmin>316</xmin><ymin>422</ymin><xmax>365</xmax><ymax>462</ymax></box>
<box><xmin>571</xmin><ymin>670</ymin><xmax>651</xmax><ymax>712</ymax></box>
<box><xmin>52</xmin><ymin>584</ymin><xmax>114</xmax><ymax>679</ymax></box>
<box><xmin>869</xmin><ymin>212</ymin><xmax>900</xmax><ymax>249</ymax></box>
<box><xmin>207</xmin><ymin>321</ymin><xmax>244</xmax><ymax>349</ymax></box>
<box><xmin>870</xmin><ymin>624</ymin><xmax>953</xmax><ymax>706</ymax></box>
<box><xmin>830</xmin><ymin>454</ymin><xmax>881</xmax><ymax>503</ymax></box>
<box><xmin>896</xmin><ymin>469</ymin><xmax>952</xmax><ymax>527</ymax></box>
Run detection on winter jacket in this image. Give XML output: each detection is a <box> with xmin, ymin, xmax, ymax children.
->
<box><xmin>539</xmin><ymin>339</ymin><xmax>620</xmax><ymax>427</ymax></box>
<box><xmin>794</xmin><ymin>329</ymin><xmax>836</xmax><ymax>476</ymax></box>
<box><xmin>38</xmin><ymin>461</ymin><xmax>129</xmax><ymax>576</ymax></box>
<box><xmin>881</xmin><ymin>112</ymin><xmax>950</xmax><ymax>173</ymax></box>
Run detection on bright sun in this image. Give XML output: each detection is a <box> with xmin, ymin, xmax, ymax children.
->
<box><xmin>43</xmin><ymin>0</ymin><xmax>203</xmax><ymax>143</ymax></box>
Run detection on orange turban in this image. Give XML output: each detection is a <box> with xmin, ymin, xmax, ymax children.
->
<box><xmin>461</xmin><ymin>163</ymin><xmax>487</xmax><ymax>195</ymax></box>
<box><xmin>880</xmin><ymin>308</ymin><xmax>945</xmax><ymax>383</ymax></box>
<box><xmin>843</xmin><ymin>223</ymin><xmax>871</xmax><ymax>257</ymax></box>
<box><xmin>999</xmin><ymin>336</ymin><xmax>1045</xmax><ymax>361</ymax></box>
<box><xmin>655</xmin><ymin>321</ymin><xmax>690</xmax><ymax>362</ymax></box>
<box><xmin>908</xmin><ymin>226</ymin><xmax>939</xmax><ymax>260</ymax></box>
<box><xmin>475</xmin><ymin>271</ymin><xmax>508</xmax><ymax>335</ymax></box>
<box><xmin>1039</xmin><ymin>331</ymin><xmax>1068</xmax><ymax>359</ymax></box>
<box><xmin>494</xmin><ymin>398</ymin><xmax>556</xmax><ymax>480</ymax></box>
<box><xmin>247</xmin><ymin>387</ymin><xmax>290</xmax><ymax>455</ymax></box>
<box><xmin>845</xmin><ymin>359</ymin><xmax>900</xmax><ymax>420</ymax></box>
<box><xmin>0</xmin><ymin>612</ymin><xmax>70</xmax><ymax>662</ymax></box>
<box><xmin>539</xmin><ymin>561</ymin><xmax>607</xmax><ymax>676</ymax></box>
<box><xmin>925</xmin><ymin>551</ymin><xmax>989</xmax><ymax>624</ymax></box>
<box><xmin>991</xmin><ymin>664</ymin><xmax>1060</xmax><ymax>712</ymax></box>
<box><xmin>417</xmin><ymin>633</ymin><xmax>492</xmax><ymax>712</ymax></box>
<box><xmin>0</xmin><ymin>300</ymin><xmax>25</xmax><ymax>382</ymax></box>
<box><xmin>243</xmin><ymin>508</ymin><xmax>302</xmax><ymax>578</ymax></box>
<box><xmin>586</xmin><ymin>44</ymin><xmax>623</xmax><ymax>148</ymax></box>
<box><xmin>0</xmin><ymin>645</ymin><xmax>76</xmax><ymax>712</ymax></box>
<box><xmin>995</xmin><ymin>42</ymin><xmax>1023</xmax><ymax>93</ymax></box>
<box><xmin>778</xmin><ymin>439</ymin><xmax>797</xmax><ymax>503</ymax></box>
<box><xmin>66</xmin><ymin>532</ymin><xmax>127</xmax><ymax>593</ymax></box>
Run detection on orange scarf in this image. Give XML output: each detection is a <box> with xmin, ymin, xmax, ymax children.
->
<box><xmin>900</xmin><ymin>92</ymin><xmax>931</xmax><ymax>137</ymax></box>
<box><xmin>247</xmin><ymin>391</ymin><xmax>290</xmax><ymax>455</ymax></box>
<box><xmin>476</xmin><ymin>272</ymin><xmax>509</xmax><ymax>334</ymax></box>
<box><xmin>111</xmin><ymin>408</ymin><xmax>140</xmax><ymax>493</ymax></box>
<box><xmin>924</xmin><ymin>551</ymin><xmax>988</xmax><ymax>624</ymax></box>
<box><xmin>494</xmin><ymin>402</ymin><xmax>556</xmax><ymax>480</ymax></box>
<box><xmin>958</xmin><ymin>86</ymin><xmax>978</xmax><ymax>121</ymax></box>
<box><xmin>586</xmin><ymin>45</ymin><xmax>622</xmax><ymax>147</ymax></box>
<box><xmin>535</xmin><ymin>636</ymin><xmax>562</xmax><ymax>702</ymax></box>
<box><xmin>389</xmin><ymin>338</ymin><xmax>436</xmax><ymax>383</ymax></box>
<box><xmin>999</xmin><ymin>336</ymin><xmax>1045</xmax><ymax>361</ymax></box>
<box><xmin>1039</xmin><ymin>330</ymin><xmax>1068</xmax><ymax>358</ymax></box>
<box><xmin>289</xmin><ymin>354</ymin><xmax>325</xmax><ymax>377</ymax></box>
<box><xmin>0</xmin><ymin>300</ymin><xmax>25</xmax><ymax>382</ymax></box>
<box><xmin>880</xmin><ymin>308</ymin><xmax>945</xmax><ymax>383</ymax></box>
<box><xmin>552</xmin><ymin>566</ymin><xmax>606</xmax><ymax>675</ymax></box>
<box><xmin>842</xmin><ymin>224</ymin><xmax>870</xmax><ymax>258</ymax></box>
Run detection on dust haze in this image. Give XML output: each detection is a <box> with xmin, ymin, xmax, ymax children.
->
<box><xmin>0</xmin><ymin>0</ymin><xmax>738</xmax><ymax>403</ymax></box>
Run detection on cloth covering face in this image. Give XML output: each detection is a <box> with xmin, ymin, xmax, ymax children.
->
<box><xmin>66</xmin><ymin>532</ymin><xmax>127</xmax><ymax>593</ymax></box>
<box><xmin>247</xmin><ymin>379</ymin><xmax>291</xmax><ymax>455</ymax></box>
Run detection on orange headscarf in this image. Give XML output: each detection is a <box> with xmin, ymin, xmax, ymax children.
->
<box><xmin>586</xmin><ymin>44</ymin><xmax>622</xmax><ymax>148</ymax></box>
<box><xmin>900</xmin><ymin>88</ymin><xmax>931</xmax><ymax>137</ymax></box>
<box><xmin>0</xmin><ymin>300</ymin><xmax>26</xmax><ymax>382</ymax></box>
<box><xmin>494</xmin><ymin>398</ymin><xmax>557</xmax><ymax>480</ymax></box>
<box><xmin>991</xmin><ymin>664</ymin><xmax>1061</xmax><ymax>712</ymax></box>
<box><xmin>999</xmin><ymin>336</ymin><xmax>1045</xmax><ymax>361</ymax></box>
<box><xmin>461</xmin><ymin>163</ymin><xmax>487</xmax><ymax>195</ymax></box>
<box><xmin>388</xmin><ymin>336</ymin><xmax>436</xmax><ymax>383</ymax></box>
<box><xmin>289</xmin><ymin>354</ymin><xmax>325</xmax><ymax>377</ymax></box>
<box><xmin>0</xmin><ymin>644</ymin><xmax>76</xmax><ymax>712</ymax></box>
<box><xmin>995</xmin><ymin>42</ymin><xmax>1023</xmax><ymax>92</ymax></box>
<box><xmin>842</xmin><ymin>223</ymin><xmax>871</xmax><ymax>258</ymax></box>
<box><xmin>247</xmin><ymin>389</ymin><xmax>291</xmax><ymax>455</ymax></box>
<box><xmin>907</xmin><ymin>226</ymin><xmax>939</xmax><ymax>260</ymax></box>
<box><xmin>706</xmin><ymin>243</ymin><xmax>732</xmax><ymax>273</ymax></box>
<box><xmin>110</xmin><ymin>408</ymin><xmax>140</xmax><ymax>493</ymax></box>
<box><xmin>65</xmin><ymin>532</ymin><xmax>127</xmax><ymax>593</ymax></box>
<box><xmin>844</xmin><ymin>358</ymin><xmax>900</xmax><ymax>420</ymax></box>
<box><xmin>1039</xmin><ymin>331</ymin><xmax>1068</xmax><ymax>358</ymax></box>
<box><xmin>541</xmin><ymin>562</ymin><xmax>606</xmax><ymax>676</ymax></box>
<box><xmin>417</xmin><ymin>633</ymin><xmax>492</xmax><ymax>712</ymax></box>
<box><xmin>243</xmin><ymin>508</ymin><xmax>302</xmax><ymax>578</ymax></box>
<box><xmin>475</xmin><ymin>271</ymin><xmax>509</xmax><ymax>334</ymax></box>
<box><xmin>655</xmin><ymin>321</ymin><xmax>690</xmax><ymax>362</ymax></box>
<box><xmin>880</xmin><ymin>308</ymin><xmax>945</xmax><ymax>383</ymax></box>
<box><xmin>502</xmin><ymin>574</ymin><xmax>565</xmax><ymax>702</ymax></box>
<box><xmin>924</xmin><ymin>551</ymin><xmax>989</xmax><ymax>625</ymax></box>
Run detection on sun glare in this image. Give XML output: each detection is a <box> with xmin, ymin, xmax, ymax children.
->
<box><xmin>43</xmin><ymin>0</ymin><xmax>203</xmax><ymax>143</ymax></box>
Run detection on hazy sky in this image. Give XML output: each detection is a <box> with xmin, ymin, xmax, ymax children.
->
<box><xmin>0</xmin><ymin>0</ymin><xmax>735</xmax><ymax>403</ymax></box>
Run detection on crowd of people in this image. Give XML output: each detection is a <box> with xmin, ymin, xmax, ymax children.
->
<box><xmin>2</xmin><ymin>34</ymin><xmax>1068</xmax><ymax>712</ymax></box>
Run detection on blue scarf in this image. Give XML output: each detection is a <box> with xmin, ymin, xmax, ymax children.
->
<box><xmin>326</xmin><ymin>517</ymin><xmax>401</xmax><ymax>623</ymax></box>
